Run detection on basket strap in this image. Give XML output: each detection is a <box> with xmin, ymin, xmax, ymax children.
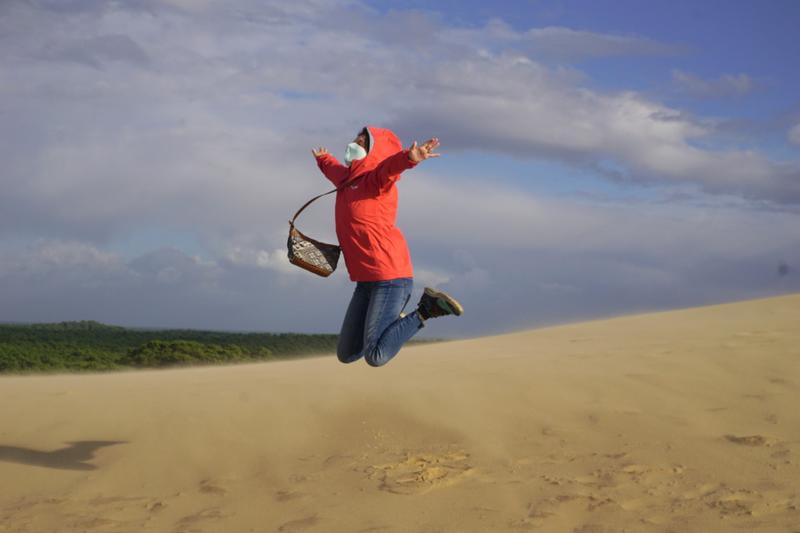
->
<box><xmin>289</xmin><ymin>174</ymin><xmax>362</xmax><ymax>226</ymax></box>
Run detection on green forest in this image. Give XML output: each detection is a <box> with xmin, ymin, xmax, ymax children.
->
<box><xmin>0</xmin><ymin>320</ymin><xmax>411</xmax><ymax>373</ymax></box>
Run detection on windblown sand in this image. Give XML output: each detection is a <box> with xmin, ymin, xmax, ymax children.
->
<box><xmin>1</xmin><ymin>294</ymin><xmax>799</xmax><ymax>532</ymax></box>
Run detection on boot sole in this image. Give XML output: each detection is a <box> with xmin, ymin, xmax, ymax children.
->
<box><xmin>424</xmin><ymin>287</ymin><xmax>464</xmax><ymax>316</ymax></box>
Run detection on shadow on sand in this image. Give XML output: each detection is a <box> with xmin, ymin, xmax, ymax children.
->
<box><xmin>0</xmin><ymin>441</ymin><xmax>126</xmax><ymax>470</ymax></box>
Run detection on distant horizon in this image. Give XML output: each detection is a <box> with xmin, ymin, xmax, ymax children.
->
<box><xmin>4</xmin><ymin>289</ymin><xmax>797</xmax><ymax>340</ymax></box>
<box><xmin>0</xmin><ymin>318</ymin><xmax>443</xmax><ymax>339</ymax></box>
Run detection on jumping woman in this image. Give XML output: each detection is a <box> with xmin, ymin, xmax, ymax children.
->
<box><xmin>312</xmin><ymin>126</ymin><xmax>463</xmax><ymax>367</ymax></box>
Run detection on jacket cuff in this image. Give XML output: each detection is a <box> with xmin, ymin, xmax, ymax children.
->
<box><xmin>404</xmin><ymin>149</ymin><xmax>419</xmax><ymax>167</ymax></box>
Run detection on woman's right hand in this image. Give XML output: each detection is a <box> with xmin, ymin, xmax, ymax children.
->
<box><xmin>312</xmin><ymin>147</ymin><xmax>329</xmax><ymax>157</ymax></box>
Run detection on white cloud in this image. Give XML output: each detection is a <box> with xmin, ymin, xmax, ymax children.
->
<box><xmin>447</xmin><ymin>266</ymin><xmax>492</xmax><ymax>292</ymax></box>
<box><xmin>0</xmin><ymin>239</ymin><xmax>131</xmax><ymax>290</ymax></box>
<box><xmin>414</xmin><ymin>268</ymin><xmax>452</xmax><ymax>288</ymax></box>
<box><xmin>441</xmin><ymin>19</ymin><xmax>681</xmax><ymax>60</ymax></box>
<box><xmin>0</xmin><ymin>239</ymin><xmax>124</xmax><ymax>275</ymax></box>
<box><xmin>523</xmin><ymin>25</ymin><xmax>681</xmax><ymax>58</ymax></box>
<box><xmin>39</xmin><ymin>34</ymin><xmax>150</xmax><ymax>68</ymax></box>
<box><xmin>789</xmin><ymin>123</ymin><xmax>800</xmax><ymax>146</ymax></box>
<box><xmin>2</xmin><ymin>0</ymin><xmax>797</xmax><ymax>253</ymax></box>
<box><xmin>397</xmin><ymin>173</ymin><xmax>800</xmax><ymax>260</ymax></box>
<box><xmin>672</xmin><ymin>69</ymin><xmax>756</xmax><ymax>97</ymax></box>
<box><xmin>160</xmin><ymin>0</ymin><xmax>215</xmax><ymax>12</ymax></box>
<box><xmin>224</xmin><ymin>246</ymin><xmax>299</xmax><ymax>276</ymax></box>
<box><xmin>388</xmin><ymin>58</ymin><xmax>798</xmax><ymax>203</ymax></box>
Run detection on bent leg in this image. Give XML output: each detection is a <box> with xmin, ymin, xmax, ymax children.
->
<box><xmin>362</xmin><ymin>278</ymin><xmax>424</xmax><ymax>367</ymax></box>
<box><xmin>337</xmin><ymin>282</ymin><xmax>370</xmax><ymax>364</ymax></box>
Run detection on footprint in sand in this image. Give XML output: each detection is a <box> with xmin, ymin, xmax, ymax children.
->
<box><xmin>198</xmin><ymin>478</ymin><xmax>227</xmax><ymax>495</ymax></box>
<box><xmin>278</xmin><ymin>514</ymin><xmax>319</xmax><ymax>532</ymax></box>
<box><xmin>742</xmin><ymin>392</ymin><xmax>773</xmax><ymax>401</ymax></box>
<box><xmin>724</xmin><ymin>434</ymin><xmax>780</xmax><ymax>447</ymax></box>
<box><xmin>515</xmin><ymin>493</ymin><xmax>619</xmax><ymax>529</ymax></box>
<box><xmin>620</xmin><ymin>463</ymin><xmax>686</xmax><ymax>479</ymax></box>
<box><xmin>274</xmin><ymin>490</ymin><xmax>306</xmax><ymax>502</ymax></box>
<box><xmin>573</xmin><ymin>525</ymin><xmax>608</xmax><ymax>533</ymax></box>
<box><xmin>678</xmin><ymin>482</ymin><xmax>798</xmax><ymax>520</ymax></box>
<box><xmin>572</xmin><ymin>460</ymin><xmax>686</xmax><ymax>497</ymax></box>
<box><xmin>540</xmin><ymin>473</ymin><xmax>574</xmax><ymax>487</ymax></box>
<box><xmin>768</xmin><ymin>377</ymin><xmax>798</xmax><ymax>389</ymax></box>
<box><xmin>146</xmin><ymin>500</ymin><xmax>167</xmax><ymax>513</ymax></box>
<box><xmin>70</xmin><ymin>516</ymin><xmax>119</xmax><ymax>530</ymax></box>
<box><xmin>704</xmin><ymin>487</ymin><xmax>760</xmax><ymax>517</ymax></box>
<box><xmin>174</xmin><ymin>506</ymin><xmax>225</xmax><ymax>531</ymax></box>
<box><xmin>364</xmin><ymin>449</ymin><xmax>473</xmax><ymax>495</ymax></box>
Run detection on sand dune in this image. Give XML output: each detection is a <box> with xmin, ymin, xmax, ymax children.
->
<box><xmin>1</xmin><ymin>294</ymin><xmax>799</xmax><ymax>532</ymax></box>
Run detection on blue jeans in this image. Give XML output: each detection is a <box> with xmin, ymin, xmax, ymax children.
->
<box><xmin>337</xmin><ymin>277</ymin><xmax>424</xmax><ymax>367</ymax></box>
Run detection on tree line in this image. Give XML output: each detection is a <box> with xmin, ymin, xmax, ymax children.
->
<box><xmin>0</xmin><ymin>320</ymin><xmax>341</xmax><ymax>373</ymax></box>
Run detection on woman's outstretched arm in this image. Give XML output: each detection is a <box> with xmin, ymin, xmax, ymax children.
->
<box><xmin>312</xmin><ymin>147</ymin><xmax>349</xmax><ymax>187</ymax></box>
<box><xmin>365</xmin><ymin>137</ymin><xmax>441</xmax><ymax>192</ymax></box>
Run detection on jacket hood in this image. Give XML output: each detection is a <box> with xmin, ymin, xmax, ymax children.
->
<box><xmin>349</xmin><ymin>126</ymin><xmax>403</xmax><ymax>176</ymax></box>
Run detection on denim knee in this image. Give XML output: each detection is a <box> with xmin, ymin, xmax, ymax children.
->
<box><xmin>337</xmin><ymin>343</ymin><xmax>362</xmax><ymax>364</ymax></box>
<box><xmin>338</xmin><ymin>352</ymin><xmax>363</xmax><ymax>364</ymax></box>
<box><xmin>364</xmin><ymin>346</ymin><xmax>387</xmax><ymax>367</ymax></box>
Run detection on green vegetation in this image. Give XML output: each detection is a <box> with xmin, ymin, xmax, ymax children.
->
<box><xmin>0</xmin><ymin>320</ymin><xmax>348</xmax><ymax>373</ymax></box>
<box><xmin>127</xmin><ymin>340</ymin><xmax>259</xmax><ymax>367</ymax></box>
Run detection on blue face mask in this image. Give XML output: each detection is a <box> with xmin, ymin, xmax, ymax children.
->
<box><xmin>344</xmin><ymin>142</ymin><xmax>367</xmax><ymax>166</ymax></box>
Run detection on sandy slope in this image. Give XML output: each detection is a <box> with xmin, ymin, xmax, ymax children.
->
<box><xmin>1</xmin><ymin>294</ymin><xmax>799</xmax><ymax>533</ymax></box>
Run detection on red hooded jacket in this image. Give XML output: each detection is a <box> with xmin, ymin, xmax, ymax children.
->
<box><xmin>315</xmin><ymin>126</ymin><xmax>417</xmax><ymax>282</ymax></box>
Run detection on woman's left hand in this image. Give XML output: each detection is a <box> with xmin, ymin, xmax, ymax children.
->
<box><xmin>408</xmin><ymin>137</ymin><xmax>441</xmax><ymax>163</ymax></box>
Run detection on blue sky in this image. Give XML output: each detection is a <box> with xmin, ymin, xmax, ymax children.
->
<box><xmin>0</xmin><ymin>0</ymin><xmax>798</xmax><ymax>337</ymax></box>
